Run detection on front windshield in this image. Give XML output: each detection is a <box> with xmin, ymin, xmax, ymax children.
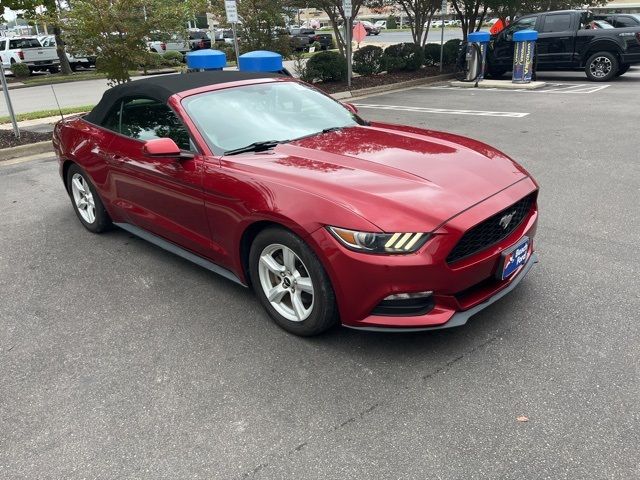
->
<box><xmin>182</xmin><ymin>81</ymin><xmax>362</xmax><ymax>154</ymax></box>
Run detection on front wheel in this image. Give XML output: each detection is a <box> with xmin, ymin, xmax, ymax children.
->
<box><xmin>249</xmin><ymin>227</ymin><xmax>338</xmax><ymax>336</ymax></box>
<box><xmin>585</xmin><ymin>52</ymin><xmax>618</xmax><ymax>82</ymax></box>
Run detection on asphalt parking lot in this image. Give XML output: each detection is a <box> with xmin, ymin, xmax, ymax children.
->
<box><xmin>1</xmin><ymin>70</ymin><xmax>639</xmax><ymax>479</ymax></box>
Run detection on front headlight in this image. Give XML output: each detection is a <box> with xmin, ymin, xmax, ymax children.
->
<box><xmin>327</xmin><ymin>226</ymin><xmax>430</xmax><ymax>254</ymax></box>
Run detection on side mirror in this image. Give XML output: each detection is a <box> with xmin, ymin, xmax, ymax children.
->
<box><xmin>143</xmin><ymin>138</ymin><xmax>183</xmax><ymax>158</ymax></box>
<box><xmin>344</xmin><ymin>102</ymin><xmax>358</xmax><ymax>114</ymax></box>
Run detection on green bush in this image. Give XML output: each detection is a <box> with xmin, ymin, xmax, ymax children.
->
<box><xmin>386</xmin><ymin>15</ymin><xmax>397</xmax><ymax>29</ymax></box>
<box><xmin>381</xmin><ymin>43</ymin><xmax>406</xmax><ymax>72</ymax></box>
<box><xmin>424</xmin><ymin>43</ymin><xmax>442</xmax><ymax>66</ymax></box>
<box><xmin>162</xmin><ymin>50</ymin><xmax>184</xmax><ymax>65</ymax></box>
<box><xmin>382</xmin><ymin>43</ymin><xmax>424</xmax><ymax>72</ymax></box>
<box><xmin>352</xmin><ymin>45</ymin><xmax>383</xmax><ymax>75</ymax></box>
<box><xmin>402</xmin><ymin>43</ymin><xmax>425</xmax><ymax>70</ymax></box>
<box><xmin>142</xmin><ymin>52</ymin><xmax>163</xmax><ymax>70</ymax></box>
<box><xmin>302</xmin><ymin>51</ymin><xmax>347</xmax><ymax>82</ymax></box>
<box><xmin>11</xmin><ymin>62</ymin><xmax>31</xmax><ymax>78</ymax></box>
<box><xmin>443</xmin><ymin>38</ymin><xmax>463</xmax><ymax>65</ymax></box>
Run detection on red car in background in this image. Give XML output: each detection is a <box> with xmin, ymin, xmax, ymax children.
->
<box><xmin>53</xmin><ymin>72</ymin><xmax>538</xmax><ymax>336</ymax></box>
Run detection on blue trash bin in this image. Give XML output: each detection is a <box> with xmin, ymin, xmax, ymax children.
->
<box><xmin>512</xmin><ymin>30</ymin><xmax>538</xmax><ymax>84</ymax></box>
<box><xmin>238</xmin><ymin>51</ymin><xmax>291</xmax><ymax>76</ymax></box>
<box><xmin>186</xmin><ymin>50</ymin><xmax>227</xmax><ymax>71</ymax></box>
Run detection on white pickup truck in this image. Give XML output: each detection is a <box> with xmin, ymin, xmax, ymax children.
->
<box><xmin>0</xmin><ymin>36</ymin><xmax>60</xmax><ymax>73</ymax></box>
<box><xmin>147</xmin><ymin>33</ymin><xmax>190</xmax><ymax>54</ymax></box>
<box><xmin>39</xmin><ymin>35</ymin><xmax>95</xmax><ymax>70</ymax></box>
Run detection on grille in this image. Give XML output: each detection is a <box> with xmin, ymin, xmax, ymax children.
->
<box><xmin>446</xmin><ymin>194</ymin><xmax>534</xmax><ymax>264</ymax></box>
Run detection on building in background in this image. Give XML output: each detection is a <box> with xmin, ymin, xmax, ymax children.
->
<box><xmin>592</xmin><ymin>0</ymin><xmax>640</xmax><ymax>13</ymax></box>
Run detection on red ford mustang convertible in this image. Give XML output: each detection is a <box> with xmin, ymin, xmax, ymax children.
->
<box><xmin>53</xmin><ymin>71</ymin><xmax>538</xmax><ymax>336</ymax></box>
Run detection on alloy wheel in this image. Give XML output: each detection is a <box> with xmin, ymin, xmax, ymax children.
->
<box><xmin>258</xmin><ymin>244</ymin><xmax>314</xmax><ymax>322</ymax></box>
<box><xmin>589</xmin><ymin>56</ymin><xmax>612</xmax><ymax>78</ymax></box>
<box><xmin>70</xmin><ymin>173</ymin><xmax>96</xmax><ymax>224</ymax></box>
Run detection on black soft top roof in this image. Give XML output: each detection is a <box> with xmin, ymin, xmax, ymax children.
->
<box><xmin>85</xmin><ymin>71</ymin><xmax>281</xmax><ymax>125</ymax></box>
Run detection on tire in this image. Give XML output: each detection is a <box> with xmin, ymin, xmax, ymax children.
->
<box><xmin>616</xmin><ymin>63</ymin><xmax>631</xmax><ymax>77</ymax></box>
<box><xmin>585</xmin><ymin>51</ymin><xmax>618</xmax><ymax>82</ymax></box>
<box><xmin>249</xmin><ymin>227</ymin><xmax>338</xmax><ymax>336</ymax></box>
<box><xmin>70</xmin><ymin>62</ymin><xmax>79</xmax><ymax>72</ymax></box>
<box><xmin>48</xmin><ymin>66</ymin><xmax>59</xmax><ymax>74</ymax></box>
<box><xmin>66</xmin><ymin>164</ymin><xmax>112</xmax><ymax>233</ymax></box>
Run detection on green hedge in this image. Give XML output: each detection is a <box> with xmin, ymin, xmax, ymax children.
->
<box><xmin>302</xmin><ymin>51</ymin><xmax>347</xmax><ymax>82</ymax></box>
<box><xmin>162</xmin><ymin>50</ymin><xmax>184</xmax><ymax>65</ymax></box>
<box><xmin>424</xmin><ymin>43</ymin><xmax>441</xmax><ymax>66</ymax></box>
<box><xmin>382</xmin><ymin>43</ymin><xmax>425</xmax><ymax>72</ymax></box>
<box><xmin>443</xmin><ymin>39</ymin><xmax>463</xmax><ymax>65</ymax></box>
<box><xmin>11</xmin><ymin>62</ymin><xmax>31</xmax><ymax>78</ymax></box>
<box><xmin>352</xmin><ymin>45</ymin><xmax>384</xmax><ymax>75</ymax></box>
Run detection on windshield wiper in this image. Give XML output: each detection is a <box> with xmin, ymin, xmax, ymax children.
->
<box><xmin>321</xmin><ymin>126</ymin><xmax>343</xmax><ymax>134</ymax></box>
<box><xmin>224</xmin><ymin>140</ymin><xmax>287</xmax><ymax>156</ymax></box>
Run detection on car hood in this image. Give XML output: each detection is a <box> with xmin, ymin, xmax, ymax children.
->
<box><xmin>231</xmin><ymin>123</ymin><xmax>530</xmax><ymax>232</ymax></box>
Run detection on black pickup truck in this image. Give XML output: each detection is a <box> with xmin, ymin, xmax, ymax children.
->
<box><xmin>487</xmin><ymin>10</ymin><xmax>640</xmax><ymax>81</ymax></box>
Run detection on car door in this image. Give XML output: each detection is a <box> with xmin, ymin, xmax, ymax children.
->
<box><xmin>104</xmin><ymin>97</ymin><xmax>213</xmax><ymax>258</ymax></box>
<box><xmin>490</xmin><ymin>16</ymin><xmax>538</xmax><ymax>70</ymax></box>
<box><xmin>536</xmin><ymin>12</ymin><xmax>576</xmax><ymax>68</ymax></box>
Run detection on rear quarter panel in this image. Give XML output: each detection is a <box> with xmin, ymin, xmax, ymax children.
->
<box><xmin>54</xmin><ymin>117</ymin><xmax>122</xmax><ymax>221</ymax></box>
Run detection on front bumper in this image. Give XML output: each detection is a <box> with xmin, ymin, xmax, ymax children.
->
<box><xmin>346</xmin><ymin>252</ymin><xmax>538</xmax><ymax>332</ymax></box>
<box><xmin>309</xmin><ymin>177</ymin><xmax>539</xmax><ymax>331</ymax></box>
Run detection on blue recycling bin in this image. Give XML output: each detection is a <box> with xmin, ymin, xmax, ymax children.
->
<box><xmin>186</xmin><ymin>50</ymin><xmax>226</xmax><ymax>71</ymax></box>
<box><xmin>467</xmin><ymin>31</ymin><xmax>490</xmax><ymax>81</ymax></box>
<box><xmin>238</xmin><ymin>50</ymin><xmax>290</xmax><ymax>76</ymax></box>
<box><xmin>512</xmin><ymin>30</ymin><xmax>538</xmax><ymax>84</ymax></box>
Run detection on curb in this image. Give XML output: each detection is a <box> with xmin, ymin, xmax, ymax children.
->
<box><xmin>0</xmin><ymin>141</ymin><xmax>53</xmax><ymax>161</ymax></box>
<box><xmin>330</xmin><ymin>73</ymin><xmax>457</xmax><ymax>100</ymax></box>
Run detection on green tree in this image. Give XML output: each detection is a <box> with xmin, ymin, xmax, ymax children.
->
<box><xmin>63</xmin><ymin>0</ymin><xmax>204</xmax><ymax>84</ymax></box>
<box><xmin>4</xmin><ymin>0</ymin><xmax>73</xmax><ymax>74</ymax></box>
<box><xmin>212</xmin><ymin>0</ymin><xmax>291</xmax><ymax>56</ymax></box>
<box><xmin>397</xmin><ymin>0</ymin><xmax>440</xmax><ymax>47</ymax></box>
<box><xmin>286</xmin><ymin>0</ymin><xmax>371</xmax><ymax>56</ymax></box>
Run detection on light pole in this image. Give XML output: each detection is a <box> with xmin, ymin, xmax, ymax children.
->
<box><xmin>0</xmin><ymin>65</ymin><xmax>20</xmax><ymax>139</ymax></box>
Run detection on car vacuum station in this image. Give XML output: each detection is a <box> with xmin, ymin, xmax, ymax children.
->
<box><xmin>454</xmin><ymin>29</ymin><xmax>543</xmax><ymax>89</ymax></box>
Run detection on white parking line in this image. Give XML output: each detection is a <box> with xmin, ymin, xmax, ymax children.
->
<box><xmin>354</xmin><ymin>103</ymin><xmax>530</xmax><ymax>118</ymax></box>
<box><xmin>422</xmin><ymin>84</ymin><xmax>610</xmax><ymax>94</ymax></box>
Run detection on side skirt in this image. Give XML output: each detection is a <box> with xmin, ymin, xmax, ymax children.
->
<box><xmin>114</xmin><ymin>222</ymin><xmax>247</xmax><ymax>287</ymax></box>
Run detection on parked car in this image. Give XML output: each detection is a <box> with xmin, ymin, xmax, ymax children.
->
<box><xmin>0</xmin><ymin>36</ymin><xmax>60</xmax><ymax>73</ymax></box>
<box><xmin>53</xmin><ymin>71</ymin><xmax>539</xmax><ymax>336</ymax></box>
<box><xmin>188</xmin><ymin>30</ymin><xmax>212</xmax><ymax>51</ymax></box>
<box><xmin>147</xmin><ymin>33</ymin><xmax>190</xmax><ymax>54</ymax></box>
<box><xmin>39</xmin><ymin>35</ymin><xmax>95</xmax><ymax>71</ymax></box>
<box><xmin>487</xmin><ymin>10</ymin><xmax>640</xmax><ymax>81</ymax></box>
<box><xmin>213</xmin><ymin>28</ymin><xmax>235</xmax><ymax>45</ymax></box>
<box><xmin>593</xmin><ymin>13</ymin><xmax>640</xmax><ymax>28</ymax></box>
<box><xmin>374</xmin><ymin>20</ymin><xmax>387</xmax><ymax>29</ymax></box>
<box><xmin>288</xmin><ymin>28</ymin><xmax>334</xmax><ymax>50</ymax></box>
<box><xmin>354</xmin><ymin>21</ymin><xmax>381</xmax><ymax>35</ymax></box>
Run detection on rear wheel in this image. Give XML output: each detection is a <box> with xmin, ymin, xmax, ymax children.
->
<box><xmin>249</xmin><ymin>227</ymin><xmax>338</xmax><ymax>336</ymax></box>
<box><xmin>616</xmin><ymin>63</ymin><xmax>631</xmax><ymax>77</ymax></box>
<box><xmin>66</xmin><ymin>164</ymin><xmax>112</xmax><ymax>233</ymax></box>
<box><xmin>585</xmin><ymin>52</ymin><xmax>618</xmax><ymax>82</ymax></box>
